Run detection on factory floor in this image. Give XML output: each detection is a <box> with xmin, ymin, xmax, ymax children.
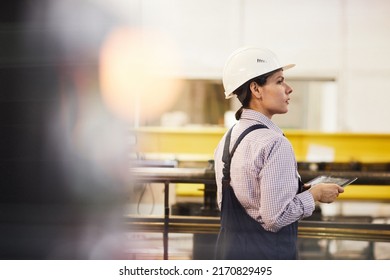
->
<box><xmin>125</xmin><ymin>232</ymin><xmax>193</xmax><ymax>260</ymax></box>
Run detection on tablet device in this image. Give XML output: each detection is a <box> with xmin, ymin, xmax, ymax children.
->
<box><xmin>306</xmin><ymin>175</ymin><xmax>358</xmax><ymax>187</ymax></box>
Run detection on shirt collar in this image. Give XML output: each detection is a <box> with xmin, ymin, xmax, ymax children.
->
<box><xmin>240</xmin><ymin>109</ymin><xmax>285</xmax><ymax>135</ymax></box>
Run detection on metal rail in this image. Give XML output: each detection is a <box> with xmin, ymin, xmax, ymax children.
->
<box><xmin>131</xmin><ymin>166</ymin><xmax>390</xmax><ymax>185</ymax></box>
<box><xmin>129</xmin><ymin>166</ymin><xmax>390</xmax><ymax>259</ymax></box>
<box><xmin>125</xmin><ymin>215</ymin><xmax>390</xmax><ymax>243</ymax></box>
<box><xmin>131</xmin><ymin>167</ymin><xmax>216</xmax><ymax>184</ymax></box>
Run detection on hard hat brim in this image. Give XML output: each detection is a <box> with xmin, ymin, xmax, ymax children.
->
<box><xmin>224</xmin><ymin>63</ymin><xmax>296</xmax><ymax>99</ymax></box>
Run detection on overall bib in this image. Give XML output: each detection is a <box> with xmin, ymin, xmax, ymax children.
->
<box><xmin>214</xmin><ymin>124</ymin><xmax>303</xmax><ymax>260</ymax></box>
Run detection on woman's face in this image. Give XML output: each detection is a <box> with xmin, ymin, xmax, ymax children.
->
<box><xmin>258</xmin><ymin>70</ymin><xmax>293</xmax><ymax>119</ymax></box>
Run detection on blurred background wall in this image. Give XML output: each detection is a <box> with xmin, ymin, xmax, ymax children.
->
<box><xmin>92</xmin><ymin>0</ymin><xmax>390</xmax><ymax>133</ymax></box>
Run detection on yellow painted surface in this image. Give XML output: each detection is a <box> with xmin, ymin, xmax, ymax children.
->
<box><xmin>132</xmin><ymin>126</ymin><xmax>224</xmax><ymax>158</ymax></box>
<box><xmin>175</xmin><ymin>184</ymin><xmax>390</xmax><ymax>201</ymax></box>
<box><xmin>176</xmin><ymin>183</ymin><xmax>204</xmax><ymax>197</ymax></box>
<box><xmin>132</xmin><ymin>127</ymin><xmax>390</xmax><ymax>200</ymax></box>
<box><xmin>132</xmin><ymin>127</ymin><xmax>390</xmax><ymax>163</ymax></box>
<box><xmin>339</xmin><ymin>185</ymin><xmax>390</xmax><ymax>201</ymax></box>
<box><xmin>286</xmin><ymin>130</ymin><xmax>390</xmax><ymax>163</ymax></box>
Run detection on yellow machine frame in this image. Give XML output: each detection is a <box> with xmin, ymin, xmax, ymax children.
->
<box><xmin>132</xmin><ymin>127</ymin><xmax>390</xmax><ymax>201</ymax></box>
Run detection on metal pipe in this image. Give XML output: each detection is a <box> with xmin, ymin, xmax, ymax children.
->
<box><xmin>125</xmin><ymin>215</ymin><xmax>390</xmax><ymax>242</ymax></box>
<box><xmin>131</xmin><ymin>167</ymin><xmax>390</xmax><ymax>185</ymax></box>
<box><xmin>163</xmin><ymin>181</ymin><xmax>169</xmax><ymax>260</ymax></box>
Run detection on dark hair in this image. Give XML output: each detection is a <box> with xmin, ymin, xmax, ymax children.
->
<box><xmin>234</xmin><ymin>68</ymin><xmax>281</xmax><ymax>120</ymax></box>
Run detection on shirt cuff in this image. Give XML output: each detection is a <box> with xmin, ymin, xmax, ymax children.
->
<box><xmin>298</xmin><ymin>191</ymin><xmax>316</xmax><ymax>217</ymax></box>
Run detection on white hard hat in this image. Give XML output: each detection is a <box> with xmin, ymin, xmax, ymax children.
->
<box><xmin>222</xmin><ymin>46</ymin><xmax>295</xmax><ymax>99</ymax></box>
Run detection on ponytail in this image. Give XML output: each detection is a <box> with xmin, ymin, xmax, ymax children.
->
<box><xmin>235</xmin><ymin>106</ymin><xmax>244</xmax><ymax>120</ymax></box>
<box><xmin>234</xmin><ymin>83</ymin><xmax>251</xmax><ymax>120</ymax></box>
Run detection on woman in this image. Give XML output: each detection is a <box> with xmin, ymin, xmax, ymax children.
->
<box><xmin>214</xmin><ymin>46</ymin><xmax>344</xmax><ymax>260</ymax></box>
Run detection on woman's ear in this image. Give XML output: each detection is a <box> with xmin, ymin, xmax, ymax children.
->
<box><xmin>249</xmin><ymin>81</ymin><xmax>262</xmax><ymax>99</ymax></box>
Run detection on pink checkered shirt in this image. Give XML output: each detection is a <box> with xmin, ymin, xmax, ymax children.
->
<box><xmin>214</xmin><ymin>109</ymin><xmax>315</xmax><ymax>232</ymax></box>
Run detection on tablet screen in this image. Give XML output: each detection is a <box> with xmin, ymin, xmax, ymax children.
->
<box><xmin>306</xmin><ymin>175</ymin><xmax>358</xmax><ymax>187</ymax></box>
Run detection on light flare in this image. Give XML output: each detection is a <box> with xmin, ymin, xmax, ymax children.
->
<box><xmin>99</xmin><ymin>27</ymin><xmax>183</xmax><ymax>124</ymax></box>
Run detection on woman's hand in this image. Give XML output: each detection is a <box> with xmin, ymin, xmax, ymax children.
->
<box><xmin>308</xmin><ymin>183</ymin><xmax>345</xmax><ymax>203</ymax></box>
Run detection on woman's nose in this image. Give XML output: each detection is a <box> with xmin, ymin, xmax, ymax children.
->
<box><xmin>285</xmin><ymin>83</ymin><xmax>293</xmax><ymax>94</ymax></box>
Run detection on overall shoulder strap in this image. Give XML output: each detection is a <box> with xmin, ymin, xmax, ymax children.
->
<box><xmin>222</xmin><ymin>124</ymin><xmax>268</xmax><ymax>185</ymax></box>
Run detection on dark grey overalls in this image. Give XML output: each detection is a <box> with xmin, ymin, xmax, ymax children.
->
<box><xmin>214</xmin><ymin>124</ymin><xmax>304</xmax><ymax>260</ymax></box>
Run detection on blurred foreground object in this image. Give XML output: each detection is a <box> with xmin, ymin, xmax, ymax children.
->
<box><xmin>0</xmin><ymin>0</ymin><xmax>131</xmax><ymax>259</ymax></box>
